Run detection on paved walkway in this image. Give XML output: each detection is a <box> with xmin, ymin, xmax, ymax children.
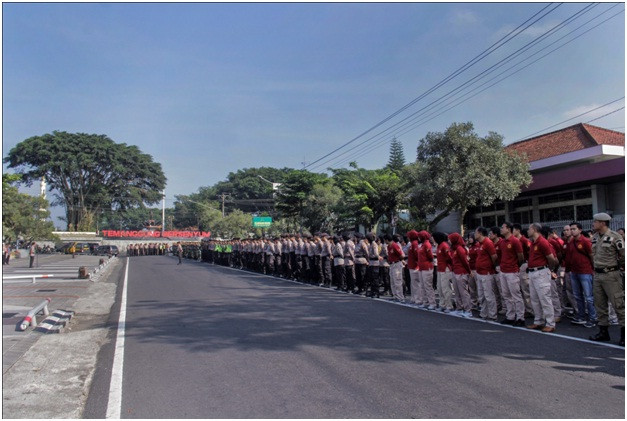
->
<box><xmin>2</xmin><ymin>254</ymin><xmax>115</xmax><ymax>374</ymax></box>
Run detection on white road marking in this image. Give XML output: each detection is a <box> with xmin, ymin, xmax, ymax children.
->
<box><xmin>209</xmin><ymin>262</ymin><xmax>625</xmax><ymax>351</ymax></box>
<box><xmin>106</xmin><ymin>257</ymin><xmax>129</xmax><ymax>419</ymax></box>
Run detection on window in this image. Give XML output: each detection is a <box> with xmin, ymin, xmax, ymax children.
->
<box><xmin>539</xmin><ymin>205</ymin><xmax>575</xmax><ymax>222</ymax></box>
<box><xmin>539</xmin><ymin>192</ymin><xmax>575</xmax><ymax>204</ymax></box>
<box><xmin>483</xmin><ymin>215</ymin><xmax>496</xmax><ymax>227</ymax></box>
<box><xmin>574</xmin><ymin>189</ymin><xmax>592</xmax><ymax>199</ymax></box>
<box><xmin>497</xmin><ymin>215</ymin><xmax>506</xmax><ymax>226</ymax></box>
<box><xmin>495</xmin><ymin>201</ymin><xmax>505</xmax><ymax>211</ymax></box>
<box><xmin>513</xmin><ymin>198</ymin><xmax>532</xmax><ymax>209</ymax></box>
<box><xmin>510</xmin><ymin>211</ymin><xmax>532</xmax><ymax>224</ymax></box>
<box><xmin>576</xmin><ymin>204</ymin><xmax>593</xmax><ymax>220</ymax></box>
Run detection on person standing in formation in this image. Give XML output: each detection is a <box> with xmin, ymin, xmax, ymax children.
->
<box><xmin>176</xmin><ymin>242</ymin><xmax>183</xmax><ymax>265</ymax></box>
<box><xmin>29</xmin><ymin>242</ymin><xmax>36</xmax><ymax>268</ymax></box>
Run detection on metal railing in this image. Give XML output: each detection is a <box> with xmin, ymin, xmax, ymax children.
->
<box><xmin>542</xmin><ymin>216</ymin><xmax>625</xmax><ymax>232</ymax></box>
<box><xmin>18</xmin><ymin>298</ymin><xmax>51</xmax><ymax>331</ymax></box>
<box><xmin>2</xmin><ymin>274</ymin><xmax>55</xmax><ymax>284</ymax></box>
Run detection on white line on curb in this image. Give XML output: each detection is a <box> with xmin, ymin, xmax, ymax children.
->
<box><xmin>106</xmin><ymin>257</ymin><xmax>129</xmax><ymax>419</ymax></box>
<box><xmin>207</xmin><ymin>261</ymin><xmax>624</xmax><ymax>351</ymax></box>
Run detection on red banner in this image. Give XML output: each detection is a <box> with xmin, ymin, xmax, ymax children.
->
<box><xmin>101</xmin><ymin>230</ymin><xmax>211</xmax><ymax>238</ymax></box>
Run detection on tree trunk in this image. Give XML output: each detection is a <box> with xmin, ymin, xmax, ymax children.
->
<box><xmin>428</xmin><ymin>206</ymin><xmax>453</xmax><ymax>232</ymax></box>
<box><xmin>459</xmin><ymin>207</ymin><xmax>468</xmax><ymax>236</ymax></box>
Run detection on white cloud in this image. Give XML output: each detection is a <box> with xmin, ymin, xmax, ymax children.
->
<box><xmin>495</xmin><ymin>21</ymin><xmax>560</xmax><ymax>39</ymax></box>
<box><xmin>562</xmin><ymin>103</ymin><xmax>609</xmax><ymax>120</ymax></box>
<box><xmin>450</xmin><ymin>9</ymin><xmax>479</xmax><ymax>25</ymax></box>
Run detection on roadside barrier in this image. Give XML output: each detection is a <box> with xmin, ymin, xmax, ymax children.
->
<box><xmin>2</xmin><ymin>274</ymin><xmax>55</xmax><ymax>284</ymax></box>
<box><xmin>19</xmin><ymin>298</ymin><xmax>51</xmax><ymax>331</ymax></box>
<box><xmin>91</xmin><ymin>255</ymin><xmax>117</xmax><ymax>282</ymax></box>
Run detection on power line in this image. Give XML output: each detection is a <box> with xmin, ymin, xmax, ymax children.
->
<box><xmin>308</xmin><ymin>3</ymin><xmax>602</xmax><ymax>171</ymax></box>
<box><xmin>586</xmin><ymin>106</ymin><xmax>625</xmax><ymax>124</ymax></box>
<box><xmin>325</xmin><ymin>4</ymin><xmax>623</xmax><ymax>169</ymax></box>
<box><xmin>515</xmin><ymin>96</ymin><xmax>624</xmax><ymax>141</ymax></box>
<box><xmin>303</xmin><ymin>3</ymin><xmax>561</xmax><ymax>170</ymax></box>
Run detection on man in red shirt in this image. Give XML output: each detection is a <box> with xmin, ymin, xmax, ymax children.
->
<box><xmin>561</xmin><ymin>225</ymin><xmax>577</xmax><ymax>318</ymax></box>
<box><xmin>433</xmin><ymin>232</ymin><xmax>453</xmax><ymax>312</ymax></box>
<box><xmin>526</xmin><ymin>223</ymin><xmax>559</xmax><ymax>332</ymax></box>
<box><xmin>490</xmin><ymin>227</ymin><xmax>506</xmax><ymax>315</ymax></box>
<box><xmin>474</xmin><ymin>227</ymin><xmax>498</xmax><ymax>321</ymax></box>
<box><xmin>467</xmin><ymin>235</ymin><xmax>480</xmax><ymax>309</ymax></box>
<box><xmin>498</xmin><ymin>222</ymin><xmax>525</xmax><ymax>326</ymax></box>
<box><xmin>566</xmin><ymin>222</ymin><xmax>597</xmax><ymax>328</ymax></box>
<box><xmin>547</xmin><ymin>229</ymin><xmax>564</xmax><ymax>322</ymax></box>
<box><xmin>385</xmin><ymin>234</ymin><xmax>405</xmax><ymax>303</ymax></box>
<box><xmin>406</xmin><ymin>230</ymin><xmax>423</xmax><ymax>305</ymax></box>
<box><xmin>417</xmin><ymin>231</ymin><xmax>436</xmax><ymax>310</ymax></box>
<box><xmin>448</xmin><ymin>233</ymin><xmax>473</xmax><ymax>318</ymax></box>
<box><xmin>513</xmin><ymin>223</ymin><xmax>533</xmax><ymax>317</ymax></box>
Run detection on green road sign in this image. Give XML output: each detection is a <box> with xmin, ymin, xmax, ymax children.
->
<box><xmin>252</xmin><ymin>216</ymin><xmax>272</xmax><ymax>228</ymax></box>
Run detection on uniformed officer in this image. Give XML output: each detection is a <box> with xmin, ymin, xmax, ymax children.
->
<box><xmin>320</xmin><ymin>234</ymin><xmax>333</xmax><ymax>287</ymax></box>
<box><xmin>332</xmin><ymin>235</ymin><xmax>346</xmax><ymax>290</ymax></box>
<box><xmin>366</xmin><ymin>233</ymin><xmax>380</xmax><ymax>298</ymax></box>
<box><xmin>343</xmin><ymin>233</ymin><xmax>357</xmax><ymax>293</ymax></box>
<box><xmin>589</xmin><ymin>213</ymin><xmax>625</xmax><ymax>346</ymax></box>
<box><xmin>354</xmin><ymin>233</ymin><xmax>369</xmax><ymax>294</ymax></box>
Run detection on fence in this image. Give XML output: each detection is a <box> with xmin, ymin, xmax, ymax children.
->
<box><xmin>542</xmin><ymin>215</ymin><xmax>625</xmax><ymax>232</ymax></box>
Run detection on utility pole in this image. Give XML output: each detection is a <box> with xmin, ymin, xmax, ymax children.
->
<box><xmin>161</xmin><ymin>190</ymin><xmax>165</xmax><ymax>237</ymax></box>
<box><xmin>219</xmin><ymin>193</ymin><xmax>231</xmax><ymax>218</ymax></box>
<box><xmin>301</xmin><ymin>156</ymin><xmax>309</xmax><ymax>169</ymax></box>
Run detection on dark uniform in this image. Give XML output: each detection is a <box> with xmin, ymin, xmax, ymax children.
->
<box><xmin>589</xmin><ymin>213</ymin><xmax>625</xmax><ymax>346</ymax></box>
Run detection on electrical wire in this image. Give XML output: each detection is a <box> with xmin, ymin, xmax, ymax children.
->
<box><xmin>302</xmin><ymin>3</ymin><xmax>562</xmax><ymax>170</ymax></box>
<box><xmin>308</xmin><ymin>3</ymin><xmax>602</xmax><ymax>171</ymax></box>
<box><xmin>515</xmin><ymin>96</ymin><xmax>624</xmax><ymax>141</ymax></box>
<box><xmin>325</xmin><ymin>4</ymin><xmax>624</xmax><ymax>169</ymax></box>
<box><xmin>586</xmin><ymin>106</ymin><xmax>625</xmax><ymax>124</ymax></box>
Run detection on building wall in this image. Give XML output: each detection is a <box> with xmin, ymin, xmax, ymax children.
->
<box><xmin>608</xmin><ymin>181</ymin><xmax>625</xmax><ymax>215</ymax></box>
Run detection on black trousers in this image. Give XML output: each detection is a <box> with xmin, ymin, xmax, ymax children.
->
<box><xmin>322</xmin><ymin>256</ymin><xmax>332</xmax><ymax>285</ymax></box>
<box><xmin>380</xmin><ymin>265</ymin><xmax>391</xmax><ymax>292</ymax></box>
<box><xmin>367</xmin><ymin>264</ymin><xmax>380</xmax><ymax>295</ymax></box>
<box><xmin>345</xmin><ymin>265</ymin><xmax>356</xmax><ymax>291</ymax></box>
<box><xmin>303</xmin><ymin>256</ymin><xmax>311</xmax><ymax>281</ymax></box>
<box><xmin>355</xmin><ymin>263</ymin><xmax>368</xmax><ymax>291</ymax></box>
<box><xmin>274</xmin><ymin>254</ymin><xmax>281</xmax><ymax>275</ymax></box>
<box><xmin>333</xmin><ymin>264</ymin><xmax>346</xmax><ymax>289</ymax></box>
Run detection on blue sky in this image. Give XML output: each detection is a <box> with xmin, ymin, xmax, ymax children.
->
<box><xmin>2</xmin><ymin>2</ymin><xmax>624</xmax><ymax>228</ymax></box>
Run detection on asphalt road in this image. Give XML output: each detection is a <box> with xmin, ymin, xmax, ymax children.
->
<box><xmin>96</xmin><ymin>256</ymin><xmax>624</xmax><ymax>418</ymax></box>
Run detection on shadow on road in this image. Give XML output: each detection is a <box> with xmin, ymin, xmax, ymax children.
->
<box><xmin>123</xmin><ymin>261</ymin><xmax>624</xmax><ymax>383</ymax></box>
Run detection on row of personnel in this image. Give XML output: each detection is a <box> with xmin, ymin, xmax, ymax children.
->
<box><xmin>199</xmin><ymin>215</ymin><xmax>624</xmax><ymax>346</ymax></box>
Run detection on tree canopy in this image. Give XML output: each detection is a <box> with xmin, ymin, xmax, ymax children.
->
<box><xmin>410</xmin><ymin>122</ymin><xmax>531</xmax><ymax>232</ymax></box>
<box><xmin>386</xmin><ymin>137</ymin><xmax>406</xmax><ymax>173</ymax></box>
<box><xmin>2</xmin><ymin>173</ymin><xmax>57</xmax><ymax>242</ymax></box>
<box><xmin>4</xmin><ymin>131</ymin><xmax>167</xmax><ymax>230</ymax></box>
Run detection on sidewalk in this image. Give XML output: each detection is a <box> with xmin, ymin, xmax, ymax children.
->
<box><xmin>2</xmin><ymin>255</ymin><xmax>123</xmax><ymax>418</ymax></box>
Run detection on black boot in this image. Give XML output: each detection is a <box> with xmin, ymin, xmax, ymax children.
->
<box><xmin>589</xmin><ymin>325</ymin><xmax>611</xmax><ymax>342</ymax></box>
<box><xmin>619</xmin><ymin>327</ymin><xmax>624</xmax><ymax>347</ymax></box>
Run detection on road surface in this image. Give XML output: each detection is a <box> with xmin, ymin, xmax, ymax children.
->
<box><xmin>86</xmin><ymin>256</ymin><xmax>624</xmax><ymax>418</ymax></box>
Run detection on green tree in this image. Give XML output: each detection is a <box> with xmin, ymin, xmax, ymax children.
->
<box><xmin>302</xmin><ymin>181</ymin><xmax>343</xmax><ymax>233</ymax></box>
<box><xmin>2</xmin><ymin>173</ymin><xmax>57</xmax><ymax>242</ymax></box>
<box><xmin>410</xmin><ymin>122</ymin><xmax>532</xmax><ymax>232</ymax></box>
<box><xmin>4</xmin><ymin>131</ymin><xmax>166</xmax><ymax>231</ymax></box>
<box><xmin>98</xmin><ymin>206</ymin><xmax>176</xmax><ymax>231</ymax></box>
<box><xmin>386</xmin><ymin>137</ymin><xmax>406</xmax><ymax>173</ymax></box>
<box><xmin>331</xmin><ymin>163</ymin><xmax>408</xmax><ymax>233</ymax></box>
<box><xmin>212</xmin><ymin>209</ymin><xmax>253</xmax><ymax>238</ymax></box>
<box><xmin>275</xmin><ymin>170</ymin><xmax>330</xmax><ymax>232</ymax></box>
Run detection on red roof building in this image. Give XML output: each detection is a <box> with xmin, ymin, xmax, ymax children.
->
<box><xmin>459</xmin><ymin>123</ymin><xmax>625</xmax><ymax>232</ymax></box>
